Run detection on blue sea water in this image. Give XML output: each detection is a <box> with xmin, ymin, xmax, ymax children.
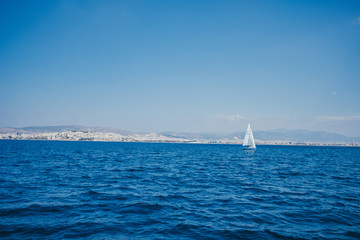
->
<box><xmin>0</xmin><ymin>140</ymin><xmax>359</xmax><ymax>240</ymax></box>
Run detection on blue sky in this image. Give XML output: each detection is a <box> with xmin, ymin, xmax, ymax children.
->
<box><xmin>1</xmin><ymin>0</ymin><xmax>360</xmax><ymax>136</ymax></box>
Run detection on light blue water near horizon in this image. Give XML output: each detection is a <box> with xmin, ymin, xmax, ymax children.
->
<box><xmin>0</xmin><ymin>140</ymin><xmax>359</xmax><ymax>239</ymax></box>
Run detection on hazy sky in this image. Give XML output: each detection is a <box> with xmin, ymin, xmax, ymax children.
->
<box><xmin>1</xmin><ymin>0</ymin><xmax>360</xmax><ymax>136</ymax></box>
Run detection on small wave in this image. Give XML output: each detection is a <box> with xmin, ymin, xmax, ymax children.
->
<box><xmin>0</xmin><ymin>223</ymin><xmax>68</xmax><ymax>239</ymax></box>
<box><xmin>207</xmin><ymin>229</ymin><xmax>270</xmax><ymax>240</ymax></box>
<box><xmin>115</xmin><ymin>202</ymin><xmax>164</xmax><ymax>215</ymax></box>
<box><xmin>84</xmin><ymin>190</ymin><xmax>100</xmax><ymax>195</ymax></box>
<box><xmin>345</xmin><ymin>230</ymin><xmax>360</xmax><ymax>238</ymax></box>
<box><xmin>0</xmin><ymin>204</ymin><xmax>74</xmax><ymax>217</ymax></box>
<box><xmin>265</xmin><ymin>229</ymin><xmax>308</xmax><ymax>240</ymax></box>
<box><xmin>126</xmin><ymin>168</ymin><xmax>144</xmax><ymax>172</ymax></box>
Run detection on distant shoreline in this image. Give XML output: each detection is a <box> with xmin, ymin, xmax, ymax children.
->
<box><xmin>1</xmin><ymin>139</ymin><xmax>358</xmax><ymax>147</ymax></box>
<box><xmin>1</xmin><ymin>126</ymin><xmax>359</xmax><ymax>146</ymax></box>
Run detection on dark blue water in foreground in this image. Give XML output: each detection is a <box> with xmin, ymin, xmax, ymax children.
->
<box><xmin>0</xmin><ymin>140</ymin><xmax>359</xmax><ymax>240</ymax></box>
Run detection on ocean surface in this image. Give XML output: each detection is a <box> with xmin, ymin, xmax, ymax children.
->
<box><xmin>0</xmin><ymin>140</ymin><xmax>359</xmax><ymax>240</ymax></box>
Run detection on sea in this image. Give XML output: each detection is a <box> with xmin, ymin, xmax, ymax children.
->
<box><xmin>0</xmin><ymin>140</ymin><xmax>359</xmax><ymax>240</ymax></box>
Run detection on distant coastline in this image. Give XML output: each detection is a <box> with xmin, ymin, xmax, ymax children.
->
<box><xmin>1</xmin><ymin>125</ymin><xmax>359</xmax><ymax>147</ymax></box>
<box><xmin>1</xmin><ymin>139</ymin><xmax>359</xmax><ymax>147</ymax></box>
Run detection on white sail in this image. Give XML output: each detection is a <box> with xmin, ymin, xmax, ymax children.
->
<box><xmin>243</xmin><ymin>124</ymin><xmax>256</xmax><ymax>149</ymax></box>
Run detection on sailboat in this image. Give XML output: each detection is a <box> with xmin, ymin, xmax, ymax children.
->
<box><xmin>243</xmin><ymin>123</ymin><xmax>256</xmax><ymax>150</ymax></box>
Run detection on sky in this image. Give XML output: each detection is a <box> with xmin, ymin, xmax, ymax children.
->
<box><xmin>0</xmin><ymin>0</ymin><xmax>360</xmax><ymax>136</ymax></box>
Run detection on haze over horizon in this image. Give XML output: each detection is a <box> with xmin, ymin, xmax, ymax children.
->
<box><xmin>1</xmin><ymin>1</ymin><xmax>360</xmax><ymax>136</ymax></box>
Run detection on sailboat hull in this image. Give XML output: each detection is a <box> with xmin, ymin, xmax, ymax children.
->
<box><xmin>243</xmin><ymin>146</ymin><xmax>256</xmax><ymax>150</ymax></box>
